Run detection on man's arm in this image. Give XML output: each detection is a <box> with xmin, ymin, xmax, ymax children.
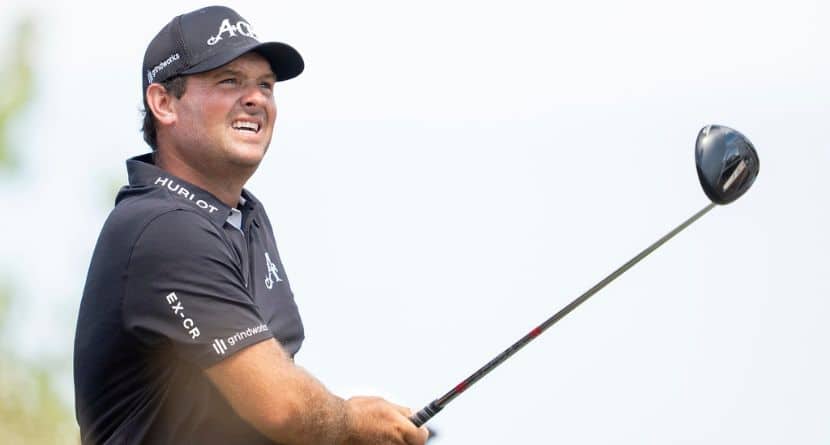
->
<box><xmin>205</xmin><ymin>338</ymin><xmax>429</xmax><ymax>445</ymax></box>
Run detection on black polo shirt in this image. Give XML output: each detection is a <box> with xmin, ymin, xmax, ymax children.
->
<box><xmin>74</xmin><ymin>153</ymin><xmax>304</xmax><ymax>444</ymax></box>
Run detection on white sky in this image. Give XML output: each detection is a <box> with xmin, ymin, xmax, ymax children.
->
<box><xmin>1</xmin><ymin>1</ymin><xmax>828</xmax><ymax>443</ymax></box>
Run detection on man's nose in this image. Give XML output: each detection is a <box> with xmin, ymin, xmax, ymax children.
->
<box><xmin>241</xmin><ymin>84</ymin><xmax>270</xmax><ymax>109</ymax></box>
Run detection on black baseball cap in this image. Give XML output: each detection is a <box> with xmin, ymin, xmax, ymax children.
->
<box><xmin>142</xmin><ymin>6</ymin><xmax>303</xmax><ymax>94</ymax></box>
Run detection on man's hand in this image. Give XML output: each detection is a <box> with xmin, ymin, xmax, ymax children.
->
<box><xmin>343</xmin><ymin>396</ymin><xmax>429</xmax><ymax>445</ymax></box>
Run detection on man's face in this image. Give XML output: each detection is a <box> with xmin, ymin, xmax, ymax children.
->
<box><xmin>169</xmin><ymin>52</ymin><xmax>277</xmax><ymax>172</ymax></box>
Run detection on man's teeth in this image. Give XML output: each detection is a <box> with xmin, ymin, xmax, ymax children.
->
<box><xmin>232</xmin><ymin>121</ymin><xmax>259</xmax><ymax>132</ymax></box>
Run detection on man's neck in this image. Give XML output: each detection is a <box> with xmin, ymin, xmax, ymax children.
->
<box><xmin>153</xmin><ymin>149</ymin><xmax>251</xmax><ymax>209</ymax></box>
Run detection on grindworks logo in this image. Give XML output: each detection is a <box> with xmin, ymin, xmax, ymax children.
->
<box><xmin>212</xmin><ymin>323</ymin><xmax>270</xmax><ymax>355</ymax></box>
<box><xmin>147</xmin><ymin>53</ymin><xmax>180</xmax><ymax>83</ymax></box>
<box><xmin>212</xmin><ymin>338</ymin><xmax>229</xmax><ymax>355</ymax></box>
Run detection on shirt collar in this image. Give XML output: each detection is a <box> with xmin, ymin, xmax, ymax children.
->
<box><xmin>123</xmin><ymin>153</ymin><xmax>259</xmax><ymax>228</ymax></box>
<box><xmin>226</xmin><ymin>195</ymin><xmax>246</xmax><ymax>232</ymax></box>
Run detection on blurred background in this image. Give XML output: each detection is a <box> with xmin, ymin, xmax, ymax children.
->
<box><xmin>0</xmin><ymin>1</ymin><xmax>827</xmax><ymax>443</ymax></box>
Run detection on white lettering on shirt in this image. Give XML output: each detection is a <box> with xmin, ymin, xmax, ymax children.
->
<box><xmin>153</xmin><ymin>176</ymin><xmax>219</xmax><ymax>214</ymax></box>
<box><xmin>164</xmin><ymin>292</ymin><xmax>201</xmax><ymax>340</ymax></box>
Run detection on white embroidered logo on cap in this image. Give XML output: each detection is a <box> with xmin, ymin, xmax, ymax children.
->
<box><xmin>147</xmin><ymin>53</ymin><xmax>180</xmax><ymax>83</ymax></box>
<box><xmin>264</xmin><ymin>252</ymin><xmax>283</xmax><ymax>289</ymax></box>
<box><xmin>207</xmin><ymin>18</ymin><xmax>258</xmax><ymax>45</ymax></box>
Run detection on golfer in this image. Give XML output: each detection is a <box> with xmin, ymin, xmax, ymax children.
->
<box><xmin>73</xmin><ymin>6</ymin><xmax>429</xmax><ymax>445</ymax></box>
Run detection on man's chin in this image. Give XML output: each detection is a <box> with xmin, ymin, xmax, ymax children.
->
<box><xmin>227</xmin><ymin>143</ymin><xmax>269</xmax><ymax>167</ymax></box>
<box><xmin>228</xmin><ymin>155</ymin><xmax>265</xmax><ymax>171</ymax></box>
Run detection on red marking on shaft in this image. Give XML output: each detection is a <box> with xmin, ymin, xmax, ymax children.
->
<box><xmin>529</xmin><ymin>327</ymin><xmax>543</xmax><ymax>338</ymax></box>
<box><xmin>454</xmin><ymin>381</ymin><xmax>469</xmax><ymax>393</ymax></box>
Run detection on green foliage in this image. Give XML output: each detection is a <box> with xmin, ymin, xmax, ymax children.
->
<box><xmin>0</xmin><ymin>16</ymin><xmax>79</xmax><ymax>444</ymax></box>
<box><xmin>0</xmin><ymin>16</ymin><xmax>35</xmax><ymax>171</ymax></box>
<box><xmin>0</xmin><ymin>282</ymin><xmax>79</xmax><ymax>444</ymax></box>
<box><xmin>0</xmin><ymin>359</ymin><xmax>79</xmax><ymax>444</ymax></box>
<box><xmin>0</xmin><ymin>281</ymin><xmax>78</xmax><ymax>444</ymax></box>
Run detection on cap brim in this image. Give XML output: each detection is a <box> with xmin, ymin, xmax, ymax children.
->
<box><xmin>180</xmin><ymin>41</ymin><xmax>304</xmax><ymax>82</ymax></box>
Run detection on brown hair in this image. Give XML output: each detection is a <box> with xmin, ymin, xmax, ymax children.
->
<box><xmin>141</xmin><ymin>76</ymin><xmax>188</xmax><ymax>150</ymax></box>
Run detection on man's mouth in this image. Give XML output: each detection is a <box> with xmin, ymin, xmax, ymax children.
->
<box><xmin>231</xmin><ymin>120</ymin><xmax>261</xmax><ymax>133</ymax></box>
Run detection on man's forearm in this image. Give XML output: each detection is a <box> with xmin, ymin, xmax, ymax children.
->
<box><xmin>265</xmin><ymin>362</ymin><xmax>351</xmax><ymax>444</ymax></box>
<box><xmin>206</xmin><ymin>339</ymin><xmax>426</xmax><ymax>445</ymax></box>
<box><xmin>205</xmin><ymin>339</ymin><xmax>350</xmax><ymax>444</ymax></box>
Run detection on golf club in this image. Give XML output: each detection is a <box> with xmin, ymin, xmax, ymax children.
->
<box><xmin>410</xmin><ymin>124</ymin><xmax>760</xmax><ymax>427</ymax></box>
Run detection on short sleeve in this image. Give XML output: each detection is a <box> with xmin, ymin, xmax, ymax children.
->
<box><xmin>123</xmin><ymin>210</ymin><xmax>274</xmax><ymax>367</ymax></box>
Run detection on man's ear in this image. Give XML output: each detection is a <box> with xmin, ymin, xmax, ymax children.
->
<box><xmin>145</xmin><ymin>83</ymin><xmax>178</xmax><ymax>126</ymax></box>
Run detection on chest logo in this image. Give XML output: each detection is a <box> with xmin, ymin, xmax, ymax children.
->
<box><xmin>264</xmin><ymin>252</ymin><xmax>283</xmax><ymax>289</ymax></box>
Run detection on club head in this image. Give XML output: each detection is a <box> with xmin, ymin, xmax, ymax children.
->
<box><xmin>695</xmin><ymin>125</ymin><xmax>760</xmax><ymax>205</ymax></box>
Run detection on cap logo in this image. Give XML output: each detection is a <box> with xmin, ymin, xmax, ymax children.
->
<box><xmin>207</xmin><ymin>18</ymin><xmax>258</xmax><ymax>46</ymax></box>
<box><xmin>147</xmin><ymin>53</ymin><xmax>180</xmax><ymax>84</ymax></box>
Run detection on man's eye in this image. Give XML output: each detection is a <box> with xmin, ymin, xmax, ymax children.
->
<box><xmin>260</xmin><ymin>82</ymin><xmax>274</xmax><ymax>91</ymax></box>
<box><xmin>220</xmin><ymin>78</ymin><xmax>237</xmax><ymax>85</ymax></box>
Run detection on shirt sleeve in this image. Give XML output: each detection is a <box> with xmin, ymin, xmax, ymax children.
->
<box><xmin>123</xmin><ymin>209</ymin><xmax>274</xmax><ymax>368</ymax></box>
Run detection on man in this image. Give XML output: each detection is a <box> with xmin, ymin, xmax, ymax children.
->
<box><xmin>74</xmin><ymin>6</ymin><xmax>429</xmax><ymax>445</ymax></box>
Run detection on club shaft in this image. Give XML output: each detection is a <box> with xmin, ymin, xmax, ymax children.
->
<box><xmin>410</xmin><ymin>203</ymin><xmax>717</xmax><ymax>427</ymax></box>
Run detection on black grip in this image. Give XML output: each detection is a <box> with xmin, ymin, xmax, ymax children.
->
<box><xmin>410</xmin><ymin>401</ymin><xmax>442</xmax><ymax>427</ymax></box>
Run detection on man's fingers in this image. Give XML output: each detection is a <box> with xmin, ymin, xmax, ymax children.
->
<box><xmin>401</xmin><ymin>420</ymin><xmax>430</xmax><ymax>445</ymax></box>
<box><xmin>346</xmin><ymin>396</ymin><xmax>429</xmax><ymax>444</ymax></box>
<box><xmin>389</xmin><ymin>402</ymin><xmax>413</xmax><ymax>417</ymax></box>
<box><xmin>387</xmin><ymin>404</ymin><xmax>428</xmax><ymax>445</ymax></box>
